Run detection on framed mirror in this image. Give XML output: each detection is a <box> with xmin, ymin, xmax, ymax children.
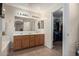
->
<box><xmin>15</xmin><ymin>21</ymin><xmax>23</xmax><ymax>31</ymax></box>
<box><xmin>38</xmin><ymin>20</ymin><xmax>44</xmax><ymax>29</ymax></box>
<box><xmin>14</xmin><ymin>16</ymin><xmax>36</xmax><ymax>31</ymax></box>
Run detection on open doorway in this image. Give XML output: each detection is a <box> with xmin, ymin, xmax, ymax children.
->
<box><xmin>53</xmin><ymin>8</ymin><xmax>63</xmax><ymax>54</ymax></box>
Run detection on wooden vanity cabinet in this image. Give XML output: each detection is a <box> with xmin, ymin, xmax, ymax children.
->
<box><xmin>13</xmin><ymin>34</ymin><xmax>44</xmax><ymax>50</ymax></box>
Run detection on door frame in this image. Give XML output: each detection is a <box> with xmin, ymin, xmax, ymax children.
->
<box><xmin>51</xmin><ymin>7</ymin><xmax>63</xmax><ymax>54</ymax></box>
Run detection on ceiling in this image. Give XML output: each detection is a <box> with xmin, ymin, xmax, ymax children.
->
<box><xmin>6</xmin><ymin>3</ymin><xmax>63</xmax><ymax>13</ymax></box>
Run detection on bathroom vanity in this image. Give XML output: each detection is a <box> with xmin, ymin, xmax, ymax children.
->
<box><xmin>12</xmin><ymin>6</ymin><xmax>45</xmax><ymax>51</ymax></box>
<box><xmin>13</xmin><ymin>16</ymin><xmax>45</xmax><ymax>51</ymax></box>
<box><xmin>13</xmin><ymin>34</ymin><xmax>44</xmax><ymax>50</ymax></box>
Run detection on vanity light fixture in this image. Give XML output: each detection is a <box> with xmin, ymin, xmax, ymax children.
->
<box><xmin>17</xmin><ymin>12</ymin><xmax>29</xmax><ymax>17</ymax></box>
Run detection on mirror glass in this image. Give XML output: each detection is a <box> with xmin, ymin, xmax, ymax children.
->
<box><xmin>38</xmin><ymin>20</ymin><xmax>44</xmax><ymax>29</ymax></box>
<box><xmin>15</xmin><ymin>21</ymin><xmax>23</xmax><ymax>31</ymax></box>
<box><xmin>14</xmin><ymin>16</ymin><xmax>35</xmax><ymax>31</ymax></box>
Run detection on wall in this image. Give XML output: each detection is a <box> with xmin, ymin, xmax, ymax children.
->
<box><xmin>63</xmin><ymin>3</ymin><xmax>70</xmax><ymax>56</ymax></box>
<box><xmin>3</xmin><ymin>4</ymin><xmax>15</xmax><ymax>42</ymax></box>
<box><xmin>63</xmin><ymin>3</ymin><xmax>79</xmax><ymax>56</ymax></box>
<box><xmin>1</xmin><ymin>4</ymin><xmax>15</xmax><ymax>56</ymax></box>
<box><xmin>0</xmin><ymin>18</ymin><xmax>2</xmax><ymax>55</ymax></box>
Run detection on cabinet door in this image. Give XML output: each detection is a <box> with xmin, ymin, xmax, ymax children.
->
<box><xmin>29</xmin><ymin>35</ymin><xmax>35</xmax><ymax>47</ymax></box>
<box><xmin>13</xmin><ymin>36</ymin><xmax>22</xmax><ymax>50</ymax></box>
<box><xmin>35</xmin><ymin>35</ymin><xmax>40</xmax><ymax>46</ymax></box>
<box><xmin>35</xmin><ymin>34</ymin><xmax>44</xmax><ymax>46</ymax></box>
<box><xmin>21</xmin><ymin>36</ymin><xmax>29</xmax><ymax>48</ymax></box>
<box><xmin>39</xmin><ymin>34</ymin><xmax>44</xmax><ymax>45</ymax></box>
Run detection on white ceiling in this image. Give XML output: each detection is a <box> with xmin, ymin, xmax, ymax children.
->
<box><xmin>30</xmin><ymin>3</ymin><xmax>63</xmax><ymax>12</ymax></box>
<box><xmin>5</xmin><ymin>3</ymin><xmax>63</xmax><ymax>13</ymax></box>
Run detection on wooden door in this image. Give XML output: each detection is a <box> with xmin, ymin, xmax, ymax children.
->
<box><xmin>29</xmin><ymin>35</ymin><xmax>35</xmax><ymax>47</ymax></box>
<box><xmin>21</xmin><ymin>35</ymin><xmax>29</xmax><ymax>48</ymax></box>
<box><xmin>13</xmin><ymin>36</ymin><xmax>22</xmax><ymax>50</ymax></box>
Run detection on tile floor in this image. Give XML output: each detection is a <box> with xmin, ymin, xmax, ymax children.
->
<box><xmin>9</xmin><ymin>41</ymin><xmax>62</xmax><ymax>56</ymax></box>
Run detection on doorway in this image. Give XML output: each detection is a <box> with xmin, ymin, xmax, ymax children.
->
<box><xmin>53</xmin><ymin>9</ymin><xmax>63</xmax><ymax>54</ymax></box>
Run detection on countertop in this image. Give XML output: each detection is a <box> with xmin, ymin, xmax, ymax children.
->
<box><xmin>13</xmin><ymin>31</ymin><xmax>44</xmax><ymax>36</ymax></box>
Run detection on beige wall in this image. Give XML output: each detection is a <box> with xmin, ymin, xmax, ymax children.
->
<box><xmin>63</xmin><ymin>3</ymin><xmax>79</xmax><ymax>56</ymax></box>
<box><xmin>0</xmin><ymin>18</ymin><xmax>2</xmax><ymax>55</ymax></box>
